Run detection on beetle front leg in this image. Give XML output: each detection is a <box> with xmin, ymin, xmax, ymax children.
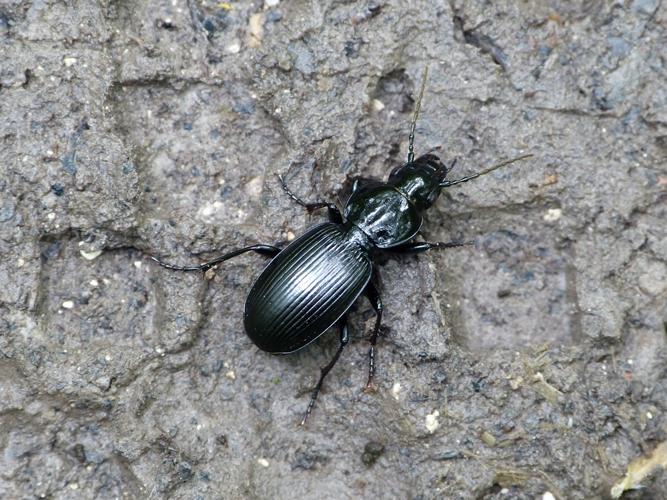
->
<box><xmin>276</xmin><ymin>174</ymin><xmax>343</xmax><ymax>224</ymax></box>
<box><xmin>364</xmin><ymin>280</ymin><xmax>383</xmax><ymax>393</ymax></box>
<box><xmin>391</xmin><ymin>240</ymin><xmax>474</xmax><ymax>254</ymax></box>
<box><xmin>300</xmin><ymin>316</ymin><xmax>349</xmax><ymax>426</ymax></box>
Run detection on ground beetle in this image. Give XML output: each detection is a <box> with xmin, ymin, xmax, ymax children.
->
<box><xmin>151</xmin><ymin>68</ymin><xmax>531</xmax><ymax>424</ymax></box>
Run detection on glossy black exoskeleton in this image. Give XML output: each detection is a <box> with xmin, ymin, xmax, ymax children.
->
<box><xmin>151</xmin><ymin>68</ymin><xmax>531</xmax><ymax>424</ymax></box>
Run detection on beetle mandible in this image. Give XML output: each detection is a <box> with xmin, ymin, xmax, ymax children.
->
<box><xmin>151</xmin><ymin>68</ymin><xmax>531</xmax><ymax>424</ymax></box>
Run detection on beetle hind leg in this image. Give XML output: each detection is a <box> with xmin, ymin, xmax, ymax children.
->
<box><xmin>300</xmin><ymin>316</ymin><xmax>349</xmax><ymax>426</ymax></box>
<box><xmin>364</xmin><ymin>281</ymin><xmax>384</xmax><ymax>393</ymax></box>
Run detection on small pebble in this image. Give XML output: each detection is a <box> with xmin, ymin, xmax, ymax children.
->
<box><xmin>257</xmin><ymin>458</ymin><xmax>269</xmax><ymax>467</ymax></box>
<box><xmin>202</xmin><ymin>17</ymin><xmax>221</xmax><ymax>34</ymax></box>
<box><xmin>62</xmin><ymin>300</ymin><xmax>74</xmax><ymax>309</ymax></box>
<box><xmin>248</xmin><ymin>13</ymin><xmax>264</xmax><ymax>48</ymax></box>
<box><xmin>225</xmin><ymin>370</ymin><xmax>236</xmax><ymax>380</ymax></box>
<box><xmin>244</xmin><ymin>176</ymin><xmax>263</xmax><ymax>198</ymax></box>
<box><xmin>0</xmin><ymin>201</ymin><xmax>15</xmax><ymax>222</ymax></box>
<box><xmin>226</xmin><ymin>41</ymin><xmax>241</xmax><ymax>54</ymax></box>
<box><xmin>542</xmin><ymin>174</ymin><xmax>558</xmax><ymax>186</ymax></box>
<box><xmin>286</xmin><ymin>231</ymin><xmax>295</xmax><ymax>241</ymax></box>
<box><xmin>480</xmin><ymin>430</ymin><xmax>496</xmax><ymax>446</ymax></box>
<box><xmin>265</xmin><ymin>0</ymin><xmax>280</xmax><ymax>6</ymax></box>
<box><xmin>63</xmin><ymin>57</ymin><xmax>77</xmax><ymax>67</ymax></box>
<box><xmin>89</xmin><ymin>279</ymin><xmax>99</xmax><ymax>287</ymax></box>
<box><xmin>371</xmin><ymin>99</ymin><xmax>385</xmax><ymax>112</ymax></box>
<box><xmin>80</xmin><ymin>249</ymin><xmax>103</xmax><ymax>260</ymax></box>
<box><xmin>543</xmin><ymin>208</ymin><xmax>562</xmax><ymax>222</ymax></box>
<box><xmin>266</xmin><ymin>10</ymin><xmax>282</xmax><ymax>23</ymax></box>
<box><xmin>391</xmin><ymin>382</ymin><xmax>401</xmax><ymax>400</ymax></box>
<box><xmin>361</xmin><ymin>441</ymin><xmax>385</xmax><ymax>466</ymax></box>
<box><xmin>201</xmin><ymin>203</ymin><xmax>215</xmax><ymax>217</ymax></box>
<box><xmin>17</xmin><ymin>258</ymin><xmax>25</xmax><ymax>268</ymax></box>
<box><xmin>542</xmin><ymin>492</ymin><xmax>555</xmax><ymax>500</ymax></box>
<box><xmin>425</xmin><ymin>410</ymin><xmax>440</xmax><ymax>433</ymax></box>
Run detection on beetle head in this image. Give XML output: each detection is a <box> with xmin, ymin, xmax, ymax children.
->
<box><xmin>388</xmin><ymin>154</ymin><xmax>449</xmax><ymax>211</ymax></box>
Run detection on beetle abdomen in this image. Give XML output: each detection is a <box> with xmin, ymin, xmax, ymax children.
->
<box><xmin>244</xmin><ymin>223</ymin><xmax>371</xmax><ymax>353</ymax></box>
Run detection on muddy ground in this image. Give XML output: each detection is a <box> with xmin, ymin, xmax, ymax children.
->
<box><xmin>1</xmin><ymin>0</ymin><xmax>666</xmax><ymax>498</ymax></box>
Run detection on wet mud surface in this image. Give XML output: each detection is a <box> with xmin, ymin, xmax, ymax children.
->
<box><xmin>1</xmin><ymin>1</ymin><xmax>666</xmax><ymax>498</ymax></box>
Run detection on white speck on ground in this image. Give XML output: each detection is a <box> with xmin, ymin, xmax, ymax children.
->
<box><xmin>425</xmin><ymin>410</ymin><xmax>440</xmax><ymax>433</ymax></box>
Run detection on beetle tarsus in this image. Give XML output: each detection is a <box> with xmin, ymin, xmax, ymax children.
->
<box><xmin>363</xmin><ymin>281</ymin><xmax>383</xmax><ymax>391</ymax></box>
<box><xmin>364</xmin><ymin>345</ymin><xmax>377</xmax><ymax>393</ymax></box>
<box><xmin>277</xmin><ymin>173</ymin><xmax>343</xmax><ymax>223</ymax></box>
<box><xmin>434</xmin><ymin>240</ymin><xmax>475</xmax><ymax>249</ymax></box>
<box><xmin>149</xmin><ymin>255</ymin><xmax>204</xmax><ymax>272</ymax></box>
<box><xmin>276</xmin><ymin>173</ymin><xmax>321</xmax><ymax>211</ymax></box>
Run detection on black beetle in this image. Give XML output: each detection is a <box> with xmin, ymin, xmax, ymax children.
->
<box><xmin>151</xmin><ymin>68</ymin><xmax>531</xmax><ymax>424</ymax></box>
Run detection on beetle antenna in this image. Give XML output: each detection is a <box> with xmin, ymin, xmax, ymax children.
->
<box><xmin>440</xmin><ymin>154</ymin><xmax>533</xmax><ymax>187</ymax></box>
<box><xmin>407</xmin><ymin>66</ymin><xmax>429</xmax><ymax>164</ymax></box>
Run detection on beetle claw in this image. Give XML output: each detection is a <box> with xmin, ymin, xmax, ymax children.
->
<box><xmin>363</xmin><ymin>382</ymin><xmax>378</xmax><ymax>394</ymax></box>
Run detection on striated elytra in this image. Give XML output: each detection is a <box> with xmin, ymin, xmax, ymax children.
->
<box><xmin>150</xmin><ymin>68</ymin><xmax>531</xmax><ymax>424</ymax></box>
<box><xmin>244</xmin><ymin>222</ymin><xmax>372</xmax><ymax>354</ymax></box>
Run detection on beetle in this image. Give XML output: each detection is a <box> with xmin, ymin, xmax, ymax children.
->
<box><xmin>151</xmin><ymin>68</ymin><xmax>531</xmax><ymax>424</ymax></box>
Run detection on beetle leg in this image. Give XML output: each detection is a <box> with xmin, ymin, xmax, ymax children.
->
<box><xmin>390</xmin><ymin>240</ymin><xmax>474</xmax><ymax>254</ymax></box>
<box><xmin>300</xmin><ymin>316</ymin><xmax>349</xmax><ymax>426</ymax></box>
<box><xmin>276</xmin><ymin>174</ymin><xmax>343</xmax><ymax>223</ymax></box>
<box><xmin>150</xmin><ymin>244</ymin><xmax>281</xmax><ymax>272</ymax></box>
<box><xmin>364</xmin><ymin>281</ymin><xmax>383</xmax><ymax>393</ymax></box>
